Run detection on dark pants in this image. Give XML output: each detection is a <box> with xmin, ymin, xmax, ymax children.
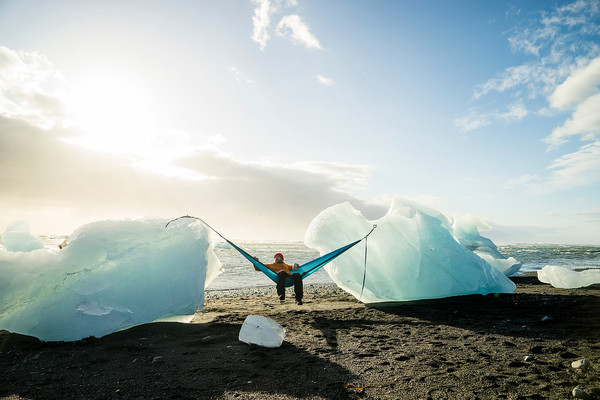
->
<box><xmin>276</xmin><ymin>271</ymin><xmax>303</xmax><ymax>301</ymax></box>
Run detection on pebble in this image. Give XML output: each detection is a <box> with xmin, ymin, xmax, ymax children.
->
<box><xmin>572</xmin><ymin>387</ymin><xmax>589</xmax><ymax>398</ymax></box>
<box><xmin>541</xmin><ymin>315</ymin><xmax>553</xmax><ymax>322</ymax></box>
<box><xmin>523</xmin><ymin>355</ymin><xmax>534</xmax><ymax>362</ymax></box>
<box><xmin>151</xmin><ymin>356</ymin><xmax>164</xmax><ymax>364</ymax></box>
<box><xmin>205</xmin><ymin>284</ymin><xmax>344</xmax><ymax>299</ymax></box>
<box><xmin>572</xmin><ymin>359</ymin><xmax>589</xmax><ymax>369</ymax></box>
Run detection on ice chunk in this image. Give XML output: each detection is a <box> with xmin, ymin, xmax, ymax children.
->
<box><xmin>305</xmin><ymin>198</ymin><xmax>516</xmax><ymax>304</ymax></box>
<box><xmin>452</xmin><ymin>215</ymin><xmax>521</xmax><ymax>276</ymax></box>
<box><xmin>0</xmin><ymin>217</ymin><xmax>221</xmax><ymax>341</ymax></box>
<box><xmin>239</xmin><ymin>315</ymin><xmax>285</xmax><ymax>348</ymax></box>
<box><xmin>1</xmin><ymin>221</ymin><xmax>45</xmax><ymax>252</ymax></box>
<box><xmin>537</xmin><ymin>265</ymin><xmax>600</xmax><ymax>288</ymax></box>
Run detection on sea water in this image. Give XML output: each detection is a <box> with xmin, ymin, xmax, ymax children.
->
<box><xmin>40</xmin><ymin>236</ymin><xmax>600</xmax><ymax>290</ymax></box>
<box><xmin>497</xmin><ymin>244</ymin><xmax>600</xmax><ymax>272</ymax></box>
<box><xmin>208</xmin><ymin>241</ymin><xmax>329</xmax><ymax>290</ymax></box>
<box><xmin>208</xmin><ymin>241</ymin><xmax>600</xmax><ymax>290</ymax></box>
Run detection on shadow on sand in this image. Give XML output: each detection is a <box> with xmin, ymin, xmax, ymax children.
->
<box><xmin>0</xmin><ymin>321</ymin><xmax>356</xmax><ymax>400</ymax></box>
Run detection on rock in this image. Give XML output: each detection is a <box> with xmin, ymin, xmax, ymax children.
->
<box><xmin>541</xmin><ymin>315</ymin><xmax>553</xmax><ymax>322</ymax></box>
<box><xmin>572</xmin><ymin>387</ymin><xmax>589</xmax><ymax>399</ymax></box>
<box><xmin>151</xmin><ymin>356</ymin><xmax>164</xmax><ymax>364</ymax></box>
<box><xmin>571</xmin><ymin>359</ymin><xmax>589</xmax><ymax>369</ymax></box>
<box><xmin>523</xmin><ymin>355</ymin><xmax>534</xmax><ymax>362</ymax></box>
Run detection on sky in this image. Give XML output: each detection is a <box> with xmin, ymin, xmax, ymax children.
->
<box><xmin>0</xmin><ymin>0</ymin><xmax>599</xmax><ymax>243</ymax></box>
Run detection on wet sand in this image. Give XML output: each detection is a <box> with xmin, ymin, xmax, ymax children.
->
<box><xmin>1</xmin><ymin>275</ymin><xmax>599</xmax><ymax>399</ymax></box>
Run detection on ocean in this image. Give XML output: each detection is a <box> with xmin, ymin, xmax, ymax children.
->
<box><xmin>38</xmin><ymin>235</ymin><xmax>600</xmax><ymax>291</ymax></box>
<box><xmin>207</xmin><ymin>241</ymin><xmax>600</xmax><ymax>290</ymax></box>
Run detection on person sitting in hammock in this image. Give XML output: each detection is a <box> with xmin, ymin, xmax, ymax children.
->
<box><xmin>253</xmin><ymin>252</ymin><xmax>303</xmax><ymax>305</ymax></box>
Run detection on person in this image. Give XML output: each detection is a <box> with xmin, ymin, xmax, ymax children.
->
<box><xmin>253</xmin><ymin>252</ymin><xmax>303</xmax><ymax>305</ymax></box>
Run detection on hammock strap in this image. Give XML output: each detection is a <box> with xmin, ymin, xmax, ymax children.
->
<box><xmin>358</xmin><ymin>224</ymin><xmax>376</xmax><ymax>302</ymax></box>
<box><xmin>166</xmin><ymin>216</ymin><xmax>377</xmax><ymax>288</ymax></box>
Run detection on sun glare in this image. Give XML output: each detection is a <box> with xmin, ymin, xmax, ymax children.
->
<box><xmin>62</xmin><ymin>69</ymin><xmax>206</xmax><ymax>180</ymax></box>
<box><xmin>66</xmin><ymin>69</ymin><xmax>157</xmax><ymax>154</ymax></box>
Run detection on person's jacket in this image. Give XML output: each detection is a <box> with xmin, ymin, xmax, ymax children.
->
<box><xmin>255</xmin><ymin>262</ymin><xmax>294</xmax><ymax>275</ymax></box>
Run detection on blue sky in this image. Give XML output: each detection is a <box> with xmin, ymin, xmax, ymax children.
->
<box><xmin>0</xmin><ymin>0</ymin><xmax>599</xmax><ymax>243</ymax></box>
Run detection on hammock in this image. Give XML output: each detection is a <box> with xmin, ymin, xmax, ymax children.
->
<box><xmin>166</xmin><ymin>215</ymin><xmax>376</xmax><ymax>287</ymax></box>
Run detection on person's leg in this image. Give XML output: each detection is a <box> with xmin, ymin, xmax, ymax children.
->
<box><xmin>293</xmin><ymin>273</ymin><xmax>303</xmax><ymax>304</ymax></box>
<box><xmin>276</xmin><ymin>271</ymin><xmax>287</xmax><ymax>300</ymax></box>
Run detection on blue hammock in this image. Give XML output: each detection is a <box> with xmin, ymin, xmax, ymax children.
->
<box><xmin>166</xmin><ymin>216</ymin><xmax>376</xmax><ymax>287</ymax></box>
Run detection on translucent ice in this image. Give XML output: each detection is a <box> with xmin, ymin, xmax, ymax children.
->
<box><xmin>1</xmin><ymin>221</ymin><xmax>45</xmax><ymax>252</ymax></box>
<box><xmin>537</xmin><ymin>265</ymin><xmax>600</xmax><ymax>288</ymax></box>
<box><xmin>239</xmin><ymin>315</ymin><xmax>286</xmax><ymax>348</ymax></box>
<box><xmin>0</xmin><ymin>217</ymin><xmax>221</xmax><ymax>341</ymax></box>
<box><xmin>452</xmin><ymin>215</ymin><xmax>521</xmax><ymax>276</ymax></box>
<box><xmin>305</xmin><ymin>197</ymin><xmax>516</xmax><ymax>303</ymax></box>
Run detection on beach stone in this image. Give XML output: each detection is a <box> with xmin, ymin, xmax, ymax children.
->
<box><xmin>523</xmin><ymin>355</ymin><xmax>534</xmax><ymax>362</ymax></box>
<box><xmin>572</xmin><ymin>387</ymin><xmax>589</xmax><ymax>399</ymax></box>
<box><xmin>571</xmin><ymin>359</ymin><xmax>589</xmax><ymax>369</ymax></box>
<box><xmin>541</xmin><ymin>315</ymin><xmax>553</xmax><ymax>322</ymax></box>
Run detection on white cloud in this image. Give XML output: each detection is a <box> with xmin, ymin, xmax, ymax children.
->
<box><xmin>463</xmin><ymin>1</ymin><xmax>600</xmax><ymax>193</ymax></box>
<box><xmin>508</xmin><ymin>25</ymin><xmax>558</xmax><ymax>57</ymax></box>
<box><xmin>500</xmin><ymin>101</ymin><xmax>528</xmax><ymax>122</ymax></box>
<box><xmin>545</xmin><ymin>93</ymin><xmax>600</xmax><ymax>148</ymax></box>
<box><xmin>549</xmin><ymin>56</ymin><xmax>600</xmax><ymax>109</ymax></box>
<box><xmin>574</xmin><ymin>207</ymin><xmax>600</xmax><ymax>223</ymax></box>
<box><xmin>471</xmin><ymin>0</ymin><xmax>600</xmax><ymax>105</ymax></box>
<box><xmin>228</xmin><ymin>66</ymin><xmax>256</xmax><ymax>84</ymax></box>
<box><xmin>505</xmin><ymin>142</ymin><xmax>600</xmax><ymax>193</ymax></box>
<box><xmin>473</xmin><ymin>63</ymin><xmax>564</xmax><ymax>100</ymax></box>
<box><xmin>0</xmin><ymin>46</ymin><xmax>67</xmax><ymax>129</ymax></box>
<box><xmin>0</xmin><ymin>44</ymin><xmax>381</xmax><ymax>239</ymax></box>
<box><xmin>291</xmin><ymin>161</ymin><xmax>373</xmax><ymax>192</ymax></box>
<box><xmin>251</xmin><ymin>0</ymin><xmax>276</xmax><ymax>51</ymax></box>
<box><xmin>317</xmin><ymin>75</ymin><xmax>333</xmax><ymax>86</ymax></box>
<box><xmin>455</xmin><ymin>102</ymin><xmax>526</xmax><ymax>132</ymax></box>
<box><xmin>250</xmin><ymin>1</ymin><xmax>322</xmax><ymax>51</ymax></box>
<box><xmin>454</xmin><ymin>110</ymin><xmax>491</xmax><ymax>132</ymax></box>
<box><xmin>545</xmin><ymin>140</ymin><xmax>600</xmax><ymax>189</ymax></box>
<box><xmin>504</xmin><ymin>174</ymin><xmax>540</xmax><ymax>189</ymax></box>
<box><xmin>542</xmin><ymin>54</ymin><xmax>600</xmax><ymax>151</ymax></box>
<box><xmin>276</xmin><ymin>14</ymin><xmax>322</xmax><ymax>50</ymax></box>
<box><xmin>0</xmin><ymin>113</ymin><xmax>383</xmax><ymax>239</ymax></box>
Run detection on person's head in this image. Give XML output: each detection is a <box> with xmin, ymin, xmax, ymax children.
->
<box><xmin>274</xmin><ymin>252</ymin><xmax>284</xmax><ymax>263</ymax></box>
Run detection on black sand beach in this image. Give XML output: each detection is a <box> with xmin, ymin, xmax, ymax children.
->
<box><xmin>1</xmin><ymin>275</ymin><xmax>599</xmax><ymax>399</ymax></box>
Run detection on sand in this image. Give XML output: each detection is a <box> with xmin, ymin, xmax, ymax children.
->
<box><xmin>1</xmin><ymin>275</ymin><xmax>599</xmax><ymax>400</ymax></box>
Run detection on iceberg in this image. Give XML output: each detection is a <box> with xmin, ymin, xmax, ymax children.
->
<box><xmin>0</xmin><ymin>217</ymin><xmax>221</xmax><ymax>341</ymax></box>
<box><xmin>537</xmin><ymin>265</ymin><xmax>600</xmax><ymax>288</ymax></box>
<box><xmin>304</xmin><ymin>197</ymin><xmax>516</xmax><ymax>303</ymax></box>
<box><xmin>1</xmin><ymin>221</ymin><xmax>45</xmax><ymax>252</ymax></box>
<box><xmin>239</xmin><ymin>315</ymin><xmax>286</xmax><ymax>348</ymax></box>
<box><xmin>452</xmin><ymin>215</ymin><xmax>521</xmax><ymax>276</ymax></box>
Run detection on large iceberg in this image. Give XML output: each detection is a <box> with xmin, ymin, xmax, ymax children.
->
<box><xmin>0</xmin><ymin>217</ymin><xmax>221</xmax><ymax>341</ymax></box>
<box><xmin>304</xmin><ymin>197</ymin><xmax>516</xmax><ymax>303</ymax></box>
<box><xmin>452</xmin><ymin>215</ymin><xmax>521</xmax><ymax>276</ymax></box>
<box><xmin>538</xmin><ymin>265</ymin><xmax>600</xmax><ymax>288</ymax></box>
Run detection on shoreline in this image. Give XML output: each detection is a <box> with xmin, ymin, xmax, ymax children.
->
<box><xmin>203</xmin><ymin>272</ymin><xmax>541</xmax><ymax>298</ymax></box>
<box><xmin>2</xmin><ymin>275</ymin><xmax>599</xmax><ymax>399</ymax></box>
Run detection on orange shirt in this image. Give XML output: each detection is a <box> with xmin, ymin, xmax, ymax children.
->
<box><xmin>255</xmin><ymin>262</ymin><xmax>293</xmax><ymax>275</ymax></box>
